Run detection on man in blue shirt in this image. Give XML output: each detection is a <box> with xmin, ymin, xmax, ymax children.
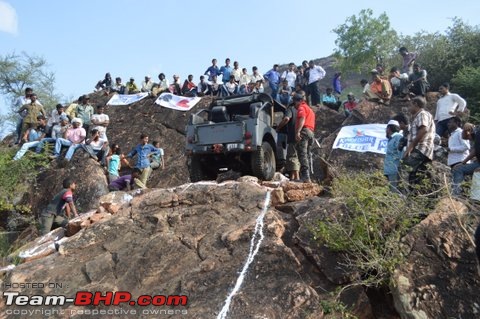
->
<box><xmin>204</xmin><ymin>58</ymin><xmax>219</xmax><ymax>82</ymax></box>
<box><xmin>127</xmin><ymin>133</ymin><xmax>160</xmax><ymax>187</ymax></box>
<box><xmin>219</xmin><ymin>58</ymin><xmax>233</xmax><ymax>85</ymax></box>
<box><xmin>264</xmin><ymin>64</ymin><xmax>280</xmax><ymax>101</ymax></box>
<box><xmin>384</xmin><ymin>120</ymin><xmax>403</xmax><ymax>193</ymax></box>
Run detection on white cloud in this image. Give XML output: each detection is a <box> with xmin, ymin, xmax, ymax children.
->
<box><xmin>0</xmin><ymin>1</ymin><xmax>18</xmax><ymax>35</ymax></box>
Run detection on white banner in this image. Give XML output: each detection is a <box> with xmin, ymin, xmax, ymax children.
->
<box><xmin>155</xmin><ymin>93</ymin><xmax>201</xmax><ymax>111</ymax></box>
<box><xmin>333</xmin><ymin>124</ymin><xmax>388</xmax><ymax>154</ymax></box>
<box><xmin>107</xmin><ymin>93</ymin><xmax>149</xmax><ymax>106</ymax></box>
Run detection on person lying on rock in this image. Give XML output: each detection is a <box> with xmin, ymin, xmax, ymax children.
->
<box><xmin>108</xmin><ymin>169</ymin><xmax>143</xmax><ymax>191</ymax></box>
<box><xmin>40</xmin><ymin>178</ymin><xmax>78</xmax><ymax>235</ymax></box>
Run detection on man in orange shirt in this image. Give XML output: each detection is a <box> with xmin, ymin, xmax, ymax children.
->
<box><xmin>294</xmin><ymin>93</ymin><xmax>315</xmax><ymax>183</ymax></box>
<box><xmin>367</xmin><ymin>69</ymin><xmax>392</xmax><ymax>105</ymax></box>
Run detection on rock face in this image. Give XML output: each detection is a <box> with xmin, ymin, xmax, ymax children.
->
<box><xmin>391</xmin><ymin>198</ymin><xmax>480</xmax><ymax>319</ymax></box>
<box><xmin>1</xmin><ymin>182</ymin><xmax>329</xmax><ymax>318</ymax></box>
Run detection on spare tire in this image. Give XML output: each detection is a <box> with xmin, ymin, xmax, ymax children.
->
<box><xmin>251</xmin><ymin>141</ymin><xmax>276</xmax><ymax>180</ymax></box>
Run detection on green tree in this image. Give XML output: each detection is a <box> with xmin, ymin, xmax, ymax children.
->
<box><xmin>452</xmin><ymin>66</ymin><xmax>480</xmax><ymax>115</ymax></box>
<box><xmin>332</xmin><ymin>9</ymin><xmax>398</xmax><ymax>73</ymax></box>
<box><xmin>0</xmin><ymin>52</ymin><xmax>61</xmax><ymax>124</ymax></box>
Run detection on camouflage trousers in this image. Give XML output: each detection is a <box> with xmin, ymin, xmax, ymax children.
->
<box><xmin>295</xmin><ymin>128</ymin><xmax>314</xmax><ymax>179</ymax></box>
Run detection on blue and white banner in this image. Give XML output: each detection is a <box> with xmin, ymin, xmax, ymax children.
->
<box><xmin>333</xmin><ymin>124</ymin><xmax>388</xmax><ymax>154</ymax></box>
<box><xmin>155</xmin><ymin>93</ymin><xmax>201</xmax><ymax>111</ymax></box>
<box><xmin>106</xmin><ymin>93</ymin><xmax>149</xmax><ymax>106</ymax></box>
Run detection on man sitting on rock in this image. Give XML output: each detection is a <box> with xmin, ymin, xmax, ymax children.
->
<box><xmin>342</xmin><ymin>93</ymin><xmax>358</xmax><ymax>117</ymax></box>
<box><xmin>40</xmin><ymin>178</ymin><xmax>78</xmax><ymax>235</ymax></box>
<box><xmin>322</xmin><ymin>88</ymin><xmax>340</xmax><ymax>111</ymax></box>
<box><xmin>366</xmin><ymin>69</ymin><xmax>392</xmax><ymax>105</ymax></box>
<box><xmin>125</xmin><ymin>77</ymin><xmax>140</xmax><ymax>94</ymax></box>
<box><xmin>35</xmin><ymin>114</ymin><xmax>70</xmax><ymax>154</ymax></box>
<box><xmin>451</xmin><ymin>123</ymin><xmax>480</xmax><ymax>196</ymax></box>
<box><xmin>81</xmin><ymin>129</ymin><xmax>108</xmax><ymax>163</ymax></box>
<box><xmin>108</xmin><ymin>169</ymin><xmax>143</xmax><ymax>191</ymax></box>
<box><xmin>12</xmin><ymin>115</ymin><xmax>47</xmax><ymax>161</ymax></box>
<box><xmin>141</xmin><ymin>75</ymin><xmax>154</xmax><ymax>93</ymax></box>
<box><xmin>50</xmin><ymin>118</ymin><xmax>86</xmax><ymax>161</ymax></box>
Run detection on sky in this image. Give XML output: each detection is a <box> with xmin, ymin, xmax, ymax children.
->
<box><xmin>0</xmin><ymin>0</ymin><xmax>479</xmax><ymax>123</ymax></box>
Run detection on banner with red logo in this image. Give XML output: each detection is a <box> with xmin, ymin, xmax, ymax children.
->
<box><xmin>154</xmin><ymin>93</ymin><xmax>201</xmax><ymax>111</ymax></box>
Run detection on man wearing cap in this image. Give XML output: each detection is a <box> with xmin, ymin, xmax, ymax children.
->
<box><xmin>17</xmin><ymin>93</ymin><xmax>46</xmax><ymax>139</ymax></box>
<box><xmin>51</xmin><ymin>118</ymin><xmax>86</xmax><ymax>161</ymax></box>
<box><xmin>366</xmin><ymin>69</ymin><xmax>392</xmax><ymax>105</ymax></box>
<box><xmin>293</xmin><ymin>93</ymin><xmax>315</xmax><ymax>182</ymax></box>
<box><xmin>75</xmin><ymin>95</ymin><xmax>94</xmax><ymax>134</ymax></box>
<box><xmin>35</xmin><ymin>114</ymin><xmax>70</xmax><ymax>154</ymax></box>
<box><xmin>384</xmin><ymin>120</ymin><xmax>404</xmax><ymax>192</ymax></box>
<box><xmin>13</xmin><ymin>115</ymin><xmax>47</xmax><ymax>160</ymax></box>
<box><xmin>125</xmin><ymin>77</ymin><xmax>140</xmax><ymax>94</ymax></box>
<box><xmin>141</xmin><ymin>75</ymin><xmax>154</xmax><ymax>93</ymax></box>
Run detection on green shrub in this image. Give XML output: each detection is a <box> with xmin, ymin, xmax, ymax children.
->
<box><xmin>0</xmin><ymin>146</ymin><xmax>50</xmax><ymax>213</ymax></box>
<box><xmin>312</xmin><ymin>172</ymin><xmax>427</xmax><ymax>287</ymax></box>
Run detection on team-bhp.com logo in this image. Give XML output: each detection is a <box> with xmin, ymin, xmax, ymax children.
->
<box><xmin>3</xmin><ymin>291</ymin><xmax>188</xmax><ymax>307</ymax></box>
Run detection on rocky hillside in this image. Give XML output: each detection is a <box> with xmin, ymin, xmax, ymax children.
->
<box><xmin>1</xmin><ymin>89</ymin><xmax>479</xmax><ymax>318</ymax></box>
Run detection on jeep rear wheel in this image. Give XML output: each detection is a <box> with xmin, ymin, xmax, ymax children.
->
<box><xmin>251</xmin><ymin>141</ymin><xmax>276</xmax><ymax>181</ymax></box>
<box><xmin>189</xmin><ymin>155</ymin><xmax>207</xmax><ymax>182</ymax></box>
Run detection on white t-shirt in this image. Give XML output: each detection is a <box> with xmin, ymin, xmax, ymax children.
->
<box><xmin>281</xmin><ymin>70</ymin><xmax>297</xmax><ymax>88</ymax></box>
<box><xmin>435</xmin><ymin>92</ymin><xmax>467</xmax><ymax>122</ymax></box>
<box><xmin>91</xmin><ymin>113</ymin><xmax>110</xmax><ymax>140</ymax></box>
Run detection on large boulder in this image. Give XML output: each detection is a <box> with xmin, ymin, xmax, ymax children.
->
<box><xmin>391</xmin><ymin>198</ymin><xmax>480</xmax><ymax>319</ymax></box>
<box><xmin>29</xmin><ymin>156</ymin><xmax>109</xmax><ymax>216</ymax></box>
<box><xmin>1</xmin><ymin>181</ymin><xmax>327</xmax><ymax>318</ymax></box>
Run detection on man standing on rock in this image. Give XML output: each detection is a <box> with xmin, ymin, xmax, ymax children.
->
<box><xmin>293</xmin><ymin>93</ymin><xmax>315</xmax><ymax>183</ymax></box>
<box><xmin>307</xmin><ymin>60</ymin><xmax>326</xmax><ymax>106</ymax></box>
<box><xmin>127</xmin><ymin>133</ymin><xmax>161</xmax><ymax>187</ymax></box>
<box><xmin>402</xmin><ymin>97</ymin><xmax>435</xmax><ymax>185</ymax></box>
<box><xmin>434</xmin><ymin>83</ymin><xmax>467</xmax><ymax>138</ymax></box>
<box><xmin>276</xmin><ymin>98</ymin><xmax>299</xmax><ymax>180</ymax></box>
<box><xmin>40</xmin><ymin>178</ymin><xmax>78</xmax><ymax>235</ymax></box>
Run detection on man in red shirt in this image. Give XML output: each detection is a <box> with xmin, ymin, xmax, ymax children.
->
<box><xmin>294</xmin><ymin>93</ymin><xmax>315</xmax><ymax>183</ymax></box>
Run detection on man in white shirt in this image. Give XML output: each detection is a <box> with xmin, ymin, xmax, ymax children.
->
<box><xmin>231</xmin><ymin>61</ymin><xmax>242</xmax><ymax>83</ymax></box>
<box><xmin>446</xmin><ymin>116</ymin><xmax>470</xmax><ymax>167</ymax></box>
<box><xmin>435</xmin><ymin>83</ymin><xmax>467</xmax><ymax>137</ymax></box>
<box><xmin>141</xmin><ymin>75</ymin><xmax>154</xmax><ymax>93</ymax></box>
<box><xmin>90</xmin><ymin>105</ymin><xmax>110</xmax><ymax>141</ymax></box>
<box><xmin>281</xmin><ymin>62</ymin><xmax>297</xmax><ymax>90</ymax></box>
<box><xmin>251</xmin><ymin>66</ymin><xmax>264</xmax><ymax>92</ymax></box>
<box><xmin>307</xmin><ymin>60</ymin><xmax>326</xmax><ymax>106</ymax></box>
<box><xmin>46</xmin><ymin>104</ymin><xmax>66</xmax><ymax>136</ymax></box>
<box><xmin>238</xmin><ymin>68</ymin><xmax>251</xmax><ymax>94</ymax></box>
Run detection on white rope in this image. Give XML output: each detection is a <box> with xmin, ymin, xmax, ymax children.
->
<box><xmin>216</xmin><ymin>191</ymin><xmax>271</xmax><ymax>319</ymax></box>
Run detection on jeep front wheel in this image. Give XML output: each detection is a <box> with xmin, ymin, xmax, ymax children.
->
<box><xmin>251</xmin><ymin>141</ymin><xmax>276</xmax><ymax>181</ymax></box>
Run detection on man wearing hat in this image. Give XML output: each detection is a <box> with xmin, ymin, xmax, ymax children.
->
<box><xmin>293</xmin><ymin>92</ymin><xmax>315</xmax><ymax>183</ymax></box>
<box><xmin>75</xmin><ymin>95</ymin><xmax>94</xmax><ymax>134</ymax></box>
<box><xmin>50</xmin><ymin>117</ymin><xmax>86</xmax><ymax>161</ymax></box>
<box><xmin>384</xmin><ymin>119</ymin><xmax>403</xmax><ymax>192</ymax></box>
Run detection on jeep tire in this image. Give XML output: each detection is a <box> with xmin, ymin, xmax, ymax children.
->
<box><xmin>251</xmin><ymin>141</ymin><xmax>276</xmax><ymax>181</ymax></box>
